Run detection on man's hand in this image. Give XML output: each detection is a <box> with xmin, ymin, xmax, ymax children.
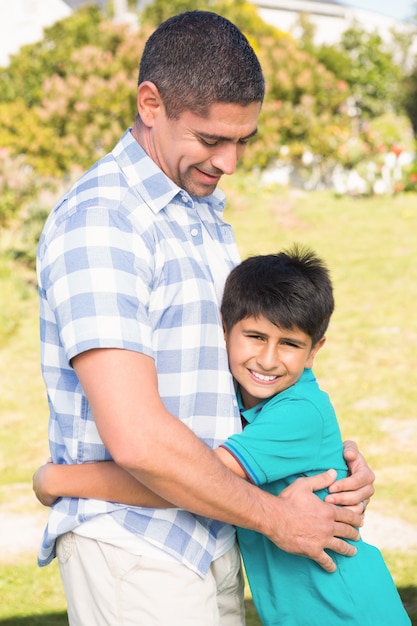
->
<box><xmin>325</xmin><ymin>441</ymin><xmax>375</xmax><ymax>514</ymax></box>
<box><xmin>269</xmin><ymin>470</ymin><xmax>361</xmax><ymax>573</ymax></box>
<box><xmin>33</xmin><ymin>460</ymin><xmax>57</xmax><ymax>507</ymax></box>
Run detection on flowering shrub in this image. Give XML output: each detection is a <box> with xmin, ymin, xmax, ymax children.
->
<box><xmin>403</xmin><ymin>161</ymin><xmax>417</xmax><ymax>193</ymax></box>
<box><xmin>0</xmin><ymin>149</ymin><xmax>38</xmax><ymax>228</ymax></box>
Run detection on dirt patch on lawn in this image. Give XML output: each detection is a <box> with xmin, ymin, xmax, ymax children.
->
<box><xmin>1</xmin><ymin>501</ymin><xmax>416</xmax><ymax>564</ymax></box>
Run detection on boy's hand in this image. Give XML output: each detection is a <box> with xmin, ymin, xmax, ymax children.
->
<box><xmin>325</xmin><ymin>441</ymin><xmax>375</xmax><ymax>512</ymax></box>
<box><xmin>33</xmin><ymin>459</ymin><xmax>58</xmax><ymax>507</ymax></box>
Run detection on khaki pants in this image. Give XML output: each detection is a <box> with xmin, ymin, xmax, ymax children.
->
<box><xmin>57</xmin><ymin>532</ymin><xmax>245</xmax><ymax>626</ymax></box>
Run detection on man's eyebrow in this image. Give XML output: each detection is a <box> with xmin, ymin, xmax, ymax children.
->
<box><xmin>198</xmin><ymin>128</ymin><xmax>258</xmax><ymax>142</ymax></box>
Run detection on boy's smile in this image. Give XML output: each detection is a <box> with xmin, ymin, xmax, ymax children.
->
<box><xmin>224</xmin><ymin>315</ymin><xmax>325</xmax><ymax>409</ymax></box>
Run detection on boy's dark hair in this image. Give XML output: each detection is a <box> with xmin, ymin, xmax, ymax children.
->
<box><xmin>221</xmin><ymin>245</ymin><xmax>335</xmax><ymax>346</ymax></box>
<box><xmin>138</xmin><ymin>10</ymin><xmax>265</xmax><ymax>119</ymax></box>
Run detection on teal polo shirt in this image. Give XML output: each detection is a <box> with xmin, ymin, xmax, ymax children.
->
<box><xmin>221</xmin><ymin>369</ymin><xmax>410</xmax><ymax>626</ymax></box>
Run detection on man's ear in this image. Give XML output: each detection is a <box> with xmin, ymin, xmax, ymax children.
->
<box><xmin>306</xmin><ymin>336</ymin><xmax>326</xmax><ymax>368</ymax></box>
<box><xmin>137</xmin><ymin>81</ymin><xmax>163</xmax><ymax>127</ymax></box>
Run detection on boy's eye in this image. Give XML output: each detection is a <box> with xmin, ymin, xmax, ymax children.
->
<box><xmin>247</xmin><ymin>334</ymin><xmax>264</xmax><ymax>341</ymax></box>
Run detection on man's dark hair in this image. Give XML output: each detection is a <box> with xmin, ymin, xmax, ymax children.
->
<box><xmin>221</xmin><ymin>245</ymin><xmax>335</xmax><ymax>346</ymax></box>
<box><xmin>138</xmin><ymin>10</ymin><xmax>265</xmax><ymax>118</ymax></box>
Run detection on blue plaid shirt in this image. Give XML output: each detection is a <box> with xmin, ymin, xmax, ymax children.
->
<box><xmin>37</xmin><ymin>129</ymin><xmax>242</xmax><ymax>575</ymax></box>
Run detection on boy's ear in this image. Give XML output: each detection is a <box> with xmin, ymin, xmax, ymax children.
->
<box><xmin>137</xmin><ymin>81</ymin><xmax>163</xmax><ymax>127</ymax></box>
<box><xmin>221</xmin><ymin>316</ymin><xmax>227</xmax><ymax>340</ymax></box>
<box><xmin>306</xmin><ymin>336</ymin><xmax>326</xmax><ymax>368</ymax></box>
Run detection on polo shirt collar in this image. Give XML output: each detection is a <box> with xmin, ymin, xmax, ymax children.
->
<box><xmin>237</xmin><ymin>368</ymin><xmax>314</xmax><ymax>425</ymax></box>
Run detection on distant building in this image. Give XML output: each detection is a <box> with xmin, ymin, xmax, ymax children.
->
<box><xmin>0</xmin><ymin>0</ymin><xmax>71</xmax><ymax>66</ymax></box>
<box><xmin>251</xmin><ymin>0</ymin><xmax>410</xmax><ymax>45</ymax></box>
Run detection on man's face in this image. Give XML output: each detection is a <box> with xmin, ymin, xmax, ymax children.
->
<box><xmin>146</xmin><ymin>101</ymin><xmax>261</xmax><ymax>197</ymax></box>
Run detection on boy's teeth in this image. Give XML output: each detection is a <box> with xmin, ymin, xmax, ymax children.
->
<box><xmin>251</xmin><ymin>370</ymin><xmax>277</xmax><ymax>381</ymax></box>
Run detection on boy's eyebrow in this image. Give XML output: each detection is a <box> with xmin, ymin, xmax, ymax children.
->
<box><xmin>198</xmin><ymin>128</ymin><xmax>258</xmax><ymax>143</ymax></box>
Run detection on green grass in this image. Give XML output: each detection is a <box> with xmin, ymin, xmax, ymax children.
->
<box><xmin>1</xmin><ymin>179</ymin><xmax>416</xmax><ymax>624</ymax></box>
<box><xmin>0</xmin><ymin>561</ymin><xmax>67</xmax><ymax>624</ymax></box>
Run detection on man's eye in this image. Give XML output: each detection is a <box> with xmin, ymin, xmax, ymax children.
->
<box><xmin>201</xmin><ymin>138</ymin><xmax>218</xmax><ymax>146</ymax></box>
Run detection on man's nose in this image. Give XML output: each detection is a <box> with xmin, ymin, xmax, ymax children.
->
<box><xmin>211</xmin><ymin>143</ymin><xmax>239</xmax><ymax>175</ymax></box>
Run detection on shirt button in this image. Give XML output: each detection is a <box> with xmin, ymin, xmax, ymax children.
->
<box><xmin>190</xmin><ymin>228</ymin><xmax>199</xmax><ymax>237</ymax></box>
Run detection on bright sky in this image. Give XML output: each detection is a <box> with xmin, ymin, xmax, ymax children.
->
<box><xmin>345</xmin><ymin>0</ymin><xmax>416</xmax><ymax>22</ymax></box>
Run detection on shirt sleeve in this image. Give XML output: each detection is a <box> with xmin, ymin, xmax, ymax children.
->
<box><xmin>221</xmin><ymin>397</ymin><xmax>325</xmax><ymax>485</ymax></box>
<box><xmin>40</xmin><ymin>205</ymin><xmax>155</xmax><ymax>363</ymax></box>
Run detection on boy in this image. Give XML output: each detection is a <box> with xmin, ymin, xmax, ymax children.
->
<box><xmin>34</xmin><ymin>246</ymin><xmax>406</xmax><ymax>624</ymax></box>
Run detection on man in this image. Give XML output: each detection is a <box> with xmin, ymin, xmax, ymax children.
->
<box><xmin>36</xmin><ymin>11</ymin><xmax>374</xmax><ymax>626</ymax></box>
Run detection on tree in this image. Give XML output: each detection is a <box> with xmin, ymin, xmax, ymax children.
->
<box><xmin>332</xmin><ymin>24</ymin><xmax>404</xmax><ymax>119</ymax></box>
<box><xmin>0</xmin><ymin>7</ymin><xmax>149</xmax><ymax>176</ymax></box>
<box><xmin>400</xmin><ymin>3</ymin><xmax>417</xmax><ymax>138</ymax></box>
<box><xmin>140</xmin><ymin>0</ymin><xmax>278</xmax><ymax>38</ymax></box>
<box><xmin>242</xmin><ymin>34</ymin><xmax>353</xmax><ymax>169</ymax></box>
<box><xmin>404</xmin><ymin>68</ymin><xmax>417</xmax><ymax>137</ymax></box>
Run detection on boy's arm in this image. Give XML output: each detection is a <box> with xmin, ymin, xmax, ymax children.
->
<box><xmin>215</xmin><ymin>447</ymin><xmax>248</xmax><ymax>479</ymax></box>
<box><xmin>33</xmin><ymin>450</ymin><xmax>247</xmax><ymax>508</ymax></box>
<box><xmin>32</xmin><ymin>461</ymin><xmax>172</xmax><ymax>508</ymax></box>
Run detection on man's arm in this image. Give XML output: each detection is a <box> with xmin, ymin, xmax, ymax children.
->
<box><xmin>71</xmin><ymin>347</ymin><xmax>362</xmax><ymax>572</ymax></box>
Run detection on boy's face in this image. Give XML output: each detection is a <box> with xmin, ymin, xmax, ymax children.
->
<box><xmin>224</xmin><ymin>315</ymin><xmax>325</xmax><ymax>409</ymax></box>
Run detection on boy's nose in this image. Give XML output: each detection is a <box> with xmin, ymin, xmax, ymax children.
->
<box><xmin>256</xmin><ymin>345</ymin><xmax>278</xmax><ymax>371</ymax></box>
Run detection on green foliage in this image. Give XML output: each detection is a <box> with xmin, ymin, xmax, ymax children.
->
<box><xmin>336</xmin><ymin>24</ymin><xmax>404</xmax><ymax>118</ymax></box>
<box><xmin>141</xmin><ymin>0</ymin><xmax>277</xmax><ymax>38</ymax></box>
<box><xmin>243</xmin><ymin>35</ymin><xmax>352</xmax><ymax>168</ymax></box>
<box><xmin>0</xmin><ymin>149</ymin><xmax>39</xmax><ymax>228</ymax></box>
<box><xmin>403</xmin><ymin>158</ymin><xmax>417</xmax><ymax>192</ymax></box>
<box><xmin>367</xmin><ymin>112</ymin><xmax>415</xmax><ymax>152</ymax></box>
<box><xmin>404</xmin><ymin>65</ymin><xmax>417</xmax><ymax>137</ymax></box>
<box><xmin>0</xmin><ymin>257</ymin><xmax>31</xmax><ymax>347</ymax></box>
<box><xmin>32</xmin><ymin>30</ymin><xmax>142</xmax><ymax>175</ymax></box>
<box><xmin>0</xmin><ymin>6</ymin><xmax>148</xmax><ymax>177</ymax></box>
